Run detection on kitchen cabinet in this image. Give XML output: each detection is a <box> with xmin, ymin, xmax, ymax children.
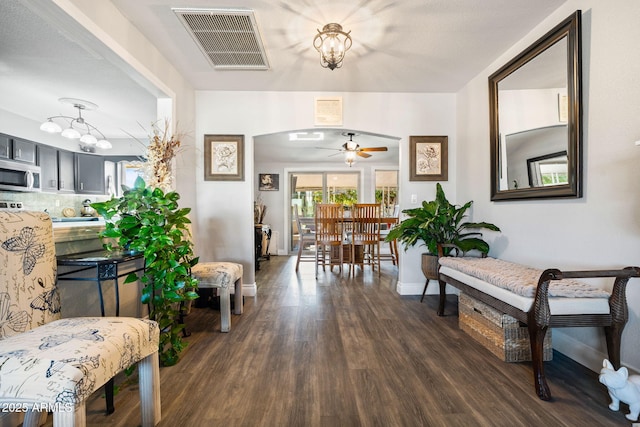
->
<box><xmin>38</xmin><ymin>144</ymin><xmax>59</xmax><ymax>192</ymax></box>
<box><xmin>75</xmin><ymin>153</ymin><xmax>104</xmax><ymax>194</ymax></box>
<box><xmin>12</xmin><ymin>138</ymin><xmax>37</xmax><ymax>164</ymax></box>
<box><xmin>38</xmin><ymin>146</ymin><xmax>76</xmax><ymax>193</ymax></box>
<box><xmin>0</xmin><ymin>134</ymin><xmax>9</xmax><ymax>159</ymax></box>
<box><xmin>0</xmin><ymin>134</ymin><xmax>36</xmax><ymax>164</ymax></box>
<box><xmin>0</xmin><ymin>131</ymin><xmax>108</xmax><ymax>195</ymax></box>
<box><xmin>58</xmin><ymin>150</ymin><xmax>75</xmax><ymax>193</ymax></box>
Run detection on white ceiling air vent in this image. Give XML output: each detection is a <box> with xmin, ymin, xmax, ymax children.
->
<box><xmin>173</xmin><ymin>8</ymin><xmax>270</xmax><ymax>70</ymax></box>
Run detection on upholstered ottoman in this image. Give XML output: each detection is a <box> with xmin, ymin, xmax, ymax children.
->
<box><xmin>191</xmin><ymin>262</ymin><xmax>243</xmax><ymax>332</ymax></box>
<box><xmin>0</xmin><ymin>317</ymin><xmax>160</xmax><ymax>427</ymax></box>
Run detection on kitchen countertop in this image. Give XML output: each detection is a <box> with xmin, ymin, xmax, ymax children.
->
<box><xmin>51</xmin><ymin>216</ymin><xmax>102</xmax><ymax>223</ymax></box>
<box><xmin>52</xmin><ymin>218</ymin><xmax>106</xmax><ymax>243</ymax></box>
<box><xmin>52</xmin><ymin>218</ymin><xmax>105</xmax><ymax>227</ymax></box>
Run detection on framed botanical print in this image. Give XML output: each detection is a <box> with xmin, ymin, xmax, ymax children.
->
<box><xmin>409</xmin><ymin>135</ymin><xmax>448</xmax><ymax>181</ymax></box>
<box><xmin>204</xmin><ymin>134</ymin><xmax>244</xmax><ymax>181</ymax></box>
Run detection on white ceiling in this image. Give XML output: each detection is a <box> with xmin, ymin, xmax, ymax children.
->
<box><xmin>0</xmin><ymin>0</ymin><xmax>566</xmax><ymax>161</ymax></box>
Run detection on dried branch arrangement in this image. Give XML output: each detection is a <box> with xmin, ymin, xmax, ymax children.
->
<box><xmin>144</xmin><ymin>120</ymin><xmax>182</xmax><ymax>192</ymax></box>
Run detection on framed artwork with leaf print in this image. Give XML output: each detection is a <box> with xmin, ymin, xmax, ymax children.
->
<box><xmin>409</xmin><ymin>135</ymin><xmax>448</xmax><ymax>181</ymax></box>
<box><xmin>204</xmin><ymin>134</ymin><xmax>244</xmax><ymax>181</ymax></box>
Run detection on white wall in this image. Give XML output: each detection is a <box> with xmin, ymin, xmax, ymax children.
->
<box><xmin>196</xmin><ymin>91</ymin><xmax>456</xmax><ymax>288</ymax></box>
<box><xmin>457</xmin><ymin>1</ymin><xmax>640</xmax><ymax>372</ymax></box>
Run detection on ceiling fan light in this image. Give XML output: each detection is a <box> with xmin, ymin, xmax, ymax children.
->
<box><xmin>61</xmin><ymin>127</ymin><xmax>81</xmax><ymax>139</ymax></box>
<box><xmin>96</xmin><ymin>139</ymin><xmax>112</xmax><ymax>149</ymax></box>
<box><xmin>80</xmin><ymin>133</ymin><xmax>97</xmax><ymax>145</ymax></box>
<box><xmin>40</xmin><ymin>119</ymin><xmax>62</xmax><ymax>133</ymax></box>
<box><xmin>344</xmin><ymin>151</ymin><xmax>357</xmax><ymax>166</ymax></box>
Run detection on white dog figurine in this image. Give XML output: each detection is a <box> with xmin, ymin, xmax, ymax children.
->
<box><xmin>599</xmin><ymin>359</ymin><xmax>640</xmax><ymax>421</ymax></box>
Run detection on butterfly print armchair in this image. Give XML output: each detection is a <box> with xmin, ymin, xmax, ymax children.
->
<box><xmin>0</xmin><ymin>211</ymin><xmax>59</xmax><ymax>336</ymax></box>
<box><xmin>0</xmin><ymin>211</ymin><xmax>161</xmax><ymax>427</ymax></box>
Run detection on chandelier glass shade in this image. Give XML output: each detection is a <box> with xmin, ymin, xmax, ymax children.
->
<box><xmin>40</xmin><ymin>98</ymin><xmax>111</xmax><ymax>151</ymax></box>
<box><xmin>39</xmin><ymin>119</ymin><xmax>62</xmax><ymax>133</ymax></box>
<box><xmin>313</xmin><ymin>23</ymin><xmax>352</xmax><ymax>70</ymax></box>
<box><xmin>344</xmin><ymin>150</ymin><xmax>356</xmax><ymax>167</ymax></box>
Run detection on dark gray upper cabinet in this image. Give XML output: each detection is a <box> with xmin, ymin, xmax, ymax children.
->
<box><xmin>1</xmin><ymin>132</ymin><xmax>107</xmax><ymax>195</ymax></box>
<box><xmin>0</xmin><ymin>134</ymin><xmax>36</xmax><ymax>164</ymax></box>
<box><xmin>58</xmin><ymin>150</ymin><xmax>76</xmax><ymax>194</ymax></box>
<box><xmin>38</xmin><ymin>146</ymin><xmax>76</xmax><ymax>194</ymax></box>
<box><xmin>38</xmin><ymin>144</ymin><xmax>59</xmax><ymax>192</ymax></box>
<box><xmin>12</xmin><ymin>138</ymin><xmax>37</xmax><ymax>164</ymax></box>
<box><xmin>75</xmin><ymin>153</ymin><xmax>104</xmax><ymax>194</ymax></box>
<box><xmin>0</xmin><ymin>134</ymin><xmax>9</xmax><ymax>159</ymax></box>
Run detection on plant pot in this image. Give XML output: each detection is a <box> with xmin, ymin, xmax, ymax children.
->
<box><xmin>421</xmin><ymin>253</ymin><xmax>439</xmax><ymax>281</ymax></box>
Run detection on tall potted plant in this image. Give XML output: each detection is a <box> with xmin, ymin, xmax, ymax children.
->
<box><xmin>385</xmin><ymin>183</ymin><xmax>500</xmax><ymax>303</ymax></box>
<box><xmin>93</xmin><ymin>177</ymin><xmax>199</xmax><ymax>366</ymax></box>
<box><xmin>93</xmin><ymin>122</ymin><xmax>198</xmax><ymax>366</ymax></box>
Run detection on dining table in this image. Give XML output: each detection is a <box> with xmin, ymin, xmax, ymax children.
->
<box><xmin>301</xmin><ymin>215</ymin><xmax>398</xmax><ymax>266</ymax></box>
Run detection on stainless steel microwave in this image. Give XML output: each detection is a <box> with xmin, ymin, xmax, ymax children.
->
<box><xmin>0</xmin><ymin>159</ymin><xmax>41</xmax><ymax>192</ymax></box>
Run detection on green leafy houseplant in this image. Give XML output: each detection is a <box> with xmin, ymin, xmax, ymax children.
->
<box><xmin>386</xmin><ymin>183</ymin><xmax>500</xmax><ymax>257</ymax></box>
<box><xmin>92</xmin><ymin>177</ymin><xmax>199</xmax><ymax>366</ymax></box>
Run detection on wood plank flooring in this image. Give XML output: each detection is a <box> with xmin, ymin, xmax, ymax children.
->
<box><xmin>80</xmin><ymin>255</ymin><xmax>629</xmax><ymax>426</ymax></box>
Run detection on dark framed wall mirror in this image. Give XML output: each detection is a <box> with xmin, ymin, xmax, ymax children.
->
<box><xmin>489</xmin><ymin>10</ymin><xmax>582</xmax><ymax>201</ymax></box>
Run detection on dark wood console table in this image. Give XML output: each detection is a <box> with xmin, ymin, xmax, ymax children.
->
<box><xmin>255</xmin><ymin>224</ymin><xmax>272</xmax><ymax>270</ymax></box>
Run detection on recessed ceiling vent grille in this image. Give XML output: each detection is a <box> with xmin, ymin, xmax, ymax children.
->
<box><xmin>173</xmin><ymin>8</ymin><xmax>269</xmax><ymax>70</ymax></box>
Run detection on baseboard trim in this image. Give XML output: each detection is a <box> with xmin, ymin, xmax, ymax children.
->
<box><xmin>395</xmin><ymin>280</ymin><xmax>458</xmax><ymax>296</ymax></box>
<box><xmin>243</xmin><ymin>282</ymin><xmax>257</xmax><ymax>297</ymax></box>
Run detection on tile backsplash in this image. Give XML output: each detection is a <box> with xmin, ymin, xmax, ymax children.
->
<box><xmin>0</xmin><ymin>191</ymin><xmax>110</xmax><ymax>217</ymax></box>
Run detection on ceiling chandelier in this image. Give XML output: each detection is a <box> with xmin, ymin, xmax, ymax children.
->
<box><xmin>313</xmin><ymin>23</ymin><xmax>352</xmax><ymax>70</ymax></box>
<box><xmin>40</xmin><ymin>98</ymin><xmax>112</xmax><ymax>151</ymax></box>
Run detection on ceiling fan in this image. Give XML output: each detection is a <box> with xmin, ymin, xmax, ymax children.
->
<box><xmin>316</xmin><ymin>132</ymin><xmax>388</xmax><ymax>159</ymax></box>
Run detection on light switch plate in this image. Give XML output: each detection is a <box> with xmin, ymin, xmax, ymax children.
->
<box><xmin>411</xmin><ymin>194</ymin><xmax>417</xmax><ymax>204</ymax></box>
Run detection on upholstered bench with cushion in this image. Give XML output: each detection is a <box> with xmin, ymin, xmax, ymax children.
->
<box><xmin>0</xmin><ymin>211</ymin><xmax>161</xmax><ymax>427</ymax></box>
<box><xmin>437</xmin><ymin>256</ymin><xmax>639</xmax><ymax>400</ymax></box>
<box><xmin>191</xmin><ymin>261</ymin><xmax>243</xmax><ymax>332</ymax></box>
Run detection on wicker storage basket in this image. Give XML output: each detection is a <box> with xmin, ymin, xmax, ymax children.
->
<box><xmin>459</xmin><ymin>293</ymin><xmax>553</xmax><ymax>362</ymax></box>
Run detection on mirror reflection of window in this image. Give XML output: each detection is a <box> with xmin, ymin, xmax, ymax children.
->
<box><xmin>539</xmin><ymin>162</ymin><xmax>568</xmax><ymax>186</ymax></box>
<box><xmin>505</xmin><ymin>125</ymin><xmax>567</xmax><ymax>189</ymax></box>
<box><xmin>527</xmin><ymin>151</ymin><xmax>568</xmax><ymax>187</ymax></box>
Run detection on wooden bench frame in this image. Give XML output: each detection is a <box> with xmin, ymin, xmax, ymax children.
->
<box><xmin>437</xmin><ymin>266</ymin><xmax>640</xmax><ymax>400</ymax></box>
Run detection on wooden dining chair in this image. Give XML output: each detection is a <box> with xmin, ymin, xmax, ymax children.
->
<box><xmin>379</xmin><ymin>204</ymin><xmax>400</xmax><ymax>266</ymax></box>
<box><xmin>314</xmin><ymin>204</ymin><xmax>345</xmax><ymax>277</ymax></box>
<box><xmin>351</xmin><ymin>203</ymin><xmax>381</xmax><ymax>277</ymax></box>
<box><xmin>294</xmin><ymin>206</ymin><xmax>316</xmax><ymax>272</ymax></box>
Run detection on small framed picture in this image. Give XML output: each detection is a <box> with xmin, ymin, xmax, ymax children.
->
<box><xmin>204</xmin><ymin>135</ymin><xmax>244</xmax><ymax>181</ymax></box>
<box><xmin>259</xmin><ymin>173</ymin><xmax>279</xmax><ymax>191</ymax></box>
<box><xmin>410</xmin><ymin>136</ymin><xmax>448</xmax><ymax>181</ymax></box>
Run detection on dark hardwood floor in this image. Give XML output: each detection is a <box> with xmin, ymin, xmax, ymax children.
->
<box><xmin>82</xmin><ymin>255</ymin><xmax>628</xmax><ymax>426</ymax></box>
